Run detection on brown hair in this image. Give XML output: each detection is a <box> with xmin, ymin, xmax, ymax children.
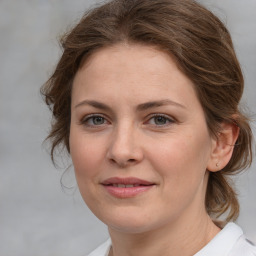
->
<box><xmin>41</xmin><ymin>0</ymin><xmax>253</xmax><ymax>222</ymax></box>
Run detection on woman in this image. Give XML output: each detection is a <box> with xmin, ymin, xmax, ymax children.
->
<box><xmin>41</xmin><ymin>0</ymin><xmax>255</xmax><ymax>255</ymax></box>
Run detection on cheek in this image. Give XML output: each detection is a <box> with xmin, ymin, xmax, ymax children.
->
<box><xmin>148</xmin><ymin>131</ymin><xmax>211</xmax><ymax>188</ymax></box>
<box><xmin>69</xmin><ymin>132</ymin><xmax>105</xmax><ymax>207</ymax></box>
<box><xmin>69</xmin><ymin>131</ymin><xmax>103</xmax><ymax>180</ymax></box>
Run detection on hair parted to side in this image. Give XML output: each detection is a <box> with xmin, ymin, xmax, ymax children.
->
<box><xmin>41</xmin><ymin>0</ymin><xmax>253</xmax><ymax>222</ymax></box>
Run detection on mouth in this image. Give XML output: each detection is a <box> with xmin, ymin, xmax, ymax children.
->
<box><xmin>111</xmin><ymin>184</ymin><xmax>147</xmax><ymax>188</ymax></box>
<box><xmin>101</xmin><ymin>177</ymin><xmax>155</xmax><ymax>198</ymax></box>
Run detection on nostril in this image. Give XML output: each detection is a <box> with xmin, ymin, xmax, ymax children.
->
<box><xmin>110</xmin><ymin>159</ymin><xmax>116</xmax><ymax>164</ymax></box>
<box><xmin>109</xmin><ymin>158</ymin><xmax>136</xmax><ymax>167</ymax></box>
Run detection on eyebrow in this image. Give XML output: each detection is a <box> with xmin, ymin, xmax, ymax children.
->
<box><xmin>136</xmin><ymin>99</ymin><xmax>186</xmax><ymax>111</ymax></box>
<box><xmin>75</xmin><ymin>99</ymin><xmax>186</xmax><ymax>111</ymax></box>
<box><xmin>75</xmin><ymin>100</ymin><xmax>112</xmax><ymax>111</ymax></box>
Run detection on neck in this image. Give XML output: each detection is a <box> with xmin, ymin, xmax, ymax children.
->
<box><xmin>108</xmin><ymin>212</ymin><xmax>220</xmax><ymax>256</ymax></box>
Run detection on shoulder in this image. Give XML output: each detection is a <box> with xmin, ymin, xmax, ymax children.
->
<box><xmin>228</xmin><ymin>234</ymin><xmax>256</xmax><ymax>256</ymax></box>
<box><xmin>87</xmin><ymin>238</ymin><xmax>111</xmax><ymax>256</ymax></box>
<box><xmin>195</xmin><ymin>222</ymin><xmax>256</xmax><ymax>256</ymax></box>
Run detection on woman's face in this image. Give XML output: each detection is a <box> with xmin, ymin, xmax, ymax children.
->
<box><xmin>70</xmin><ymin>44</ymin><xmax>216</xmax><ymax>233</ymax></box>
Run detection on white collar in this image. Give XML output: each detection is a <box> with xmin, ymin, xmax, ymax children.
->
<box><xmin>88</xmin><ymin>222</ymin><xmax>243</xmax><ymax>256</ymax></box>
<box><xmin>194</xmin><ymin>222</ymin><xmax>243</xmax><ymax>256</ymax></box>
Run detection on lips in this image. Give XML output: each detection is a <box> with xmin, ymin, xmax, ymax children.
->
<box><xmin>101</xmin><ymin>177</ymin><xmax>155</xmax><ymax>198</ymax></box>
<box><xmin>112</xmin><ymin>184</ymin><xmax>139</xmax><ymax>188</ymax></box>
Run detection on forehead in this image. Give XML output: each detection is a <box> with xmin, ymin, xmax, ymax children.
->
<box><xmin>72</xmin><ymin>43</ymin><xmax>199</xmax><ymax>110</ymax></box>
<box><xmin>80</xmin><ymin>43</ymin><xmax>180</xmax><ymax>77</ymax></box>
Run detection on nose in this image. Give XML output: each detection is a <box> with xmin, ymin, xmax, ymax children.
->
<box><xmin>106</xmin><ymin>125</ymin><xmax>144</xmax><ymax>168</ymax></box>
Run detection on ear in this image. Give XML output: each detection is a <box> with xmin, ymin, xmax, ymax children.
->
<box><xmin>207</xmin><ymin>122</ymin><xmax>239</xmax><ymax>172</ymax></box>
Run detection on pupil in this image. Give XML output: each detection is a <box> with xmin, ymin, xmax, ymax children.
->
<box><xmin>155</xmin><ymin>116</ymin><xmax>166</xmax><ymax>125</ymax></box>
<box><xmin>93</xmin><ymin>117</ymin><xmax>104</xmax><ymax>125</ymax></box>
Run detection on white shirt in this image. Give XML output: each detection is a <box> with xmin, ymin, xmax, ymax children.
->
<box><xmin>87</xmin><ymin>223</ymin><xmax>256</xmax><ymax>256</ymax></box>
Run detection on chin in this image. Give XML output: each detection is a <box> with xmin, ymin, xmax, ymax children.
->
<box><xmin>98</xmin><ymin>207</ymin><xmax>161</xmax><ymax>234</ymax></box>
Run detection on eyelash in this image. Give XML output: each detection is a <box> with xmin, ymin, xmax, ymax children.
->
<box><xmin>80</xmin><ymin>113</ymin><xmax>175</xmax><ymax>128</ymax></box>
<box><xmin>80</xmin><ymin>114</ymin><xmax>109</xmax><ymax>128</ymax></box>
<box><xmin>146</xmin><ymin>113</ymin><xmax>175</xmax><ymax>127</ymax></box>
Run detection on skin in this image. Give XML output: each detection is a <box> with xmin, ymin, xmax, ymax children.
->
<box><xmin>69</xmin><ymin>44</ymin><xmax>238</xmax><ymax>256</ymax></box>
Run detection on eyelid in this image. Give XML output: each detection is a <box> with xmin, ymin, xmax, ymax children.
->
<box><xmin>79</xmin><ymin>113</ymin><xmax>176</xmax><ymax>127</ymax></box>
<box><xmin>80</xmin><ymin>113</ymin><xmax>110</xmax><ymax>127</ymax></box>
<box><xmin>145</xmin><ymin>113</ymin><xmax>176</xmax><ymax>126</ymax></box>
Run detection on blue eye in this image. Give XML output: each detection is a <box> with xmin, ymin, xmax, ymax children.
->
<box><xmin>82</xmin><ymin>115</ymin><xmax>108</xmax><ymax>126</ymax></box>
<box><xmin>148</xmin><ymin>114</ymin><xmax>174</xmax><ymax>126</ymax></box>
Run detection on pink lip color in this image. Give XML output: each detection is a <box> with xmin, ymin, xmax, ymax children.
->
<box><xmin>101</xmin><ymin>177</ymin><xmax>155</xmax><ymax>199</ymax></box>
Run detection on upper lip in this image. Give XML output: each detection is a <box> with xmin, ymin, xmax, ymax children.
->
<box><xmin>101</xmin><ymin>177</ymin><xmax>155</xmax><ymax>186</ymax></box>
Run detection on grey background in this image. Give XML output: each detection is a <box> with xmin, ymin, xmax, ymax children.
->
<box><xmin>0</xmin><ymin>0</ymin><xmax>255</xmax><ymax>255</ymax></box>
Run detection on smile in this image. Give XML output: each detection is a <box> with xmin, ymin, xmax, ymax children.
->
<box><xmin>101</xmin><ymin>177</ymin><xmax>155</xmax><ymax>198</ymax></box>
<box><xmin>112</xmin><ymin>184</ymin><xmax>141</xmax><ymax>187</ymax></box>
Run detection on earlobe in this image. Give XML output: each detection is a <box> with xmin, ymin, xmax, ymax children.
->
<box><xmin>207</xmin><ymin>122</ymin><xmax>240</xmax><ymax>172</ymax></box>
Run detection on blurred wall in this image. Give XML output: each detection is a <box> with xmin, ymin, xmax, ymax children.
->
<box><xmin>0</xmin><ymin>0</ymin><xmax>255</xmax><ymax>255</ymax></box>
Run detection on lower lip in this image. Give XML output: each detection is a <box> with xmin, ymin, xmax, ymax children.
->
<box><xmin>103</xmin><ymin>185</ymin><xmax>154</xmax><ymax>198</ymax></box>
